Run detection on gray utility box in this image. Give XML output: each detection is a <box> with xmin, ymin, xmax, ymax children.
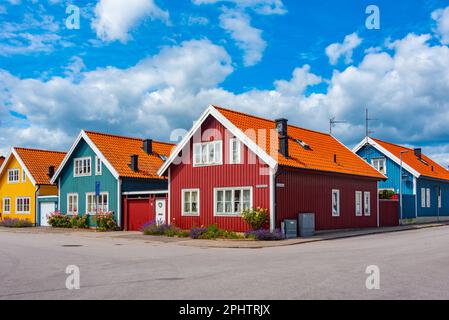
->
<box><xmin>298</xmin><ymin>213</ymin><xmax>315</xmax><ymax>237</ymax></box>
<box><xmin>282</xmin><ymin>219</ymin><xmax>298</xmax><ymax>239</ymax></box>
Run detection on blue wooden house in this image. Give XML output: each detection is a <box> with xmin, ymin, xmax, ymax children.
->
<box><xmin>51</xmin><ymin>130</ymin><xmax>174</xmax><ymax>230</ymax></box>
<box><xmin>354</xmin><ymin>137</ymin><xmax>449</xmax><ymax>222</ymax></box>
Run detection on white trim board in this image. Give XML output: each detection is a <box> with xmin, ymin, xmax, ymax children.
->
<box><xmin>51</xmin><ymin>130</ymin><xmax>120</xmax><ymax>184</ymax></box>
<box><xmin>122</xmin><ymin>190</ymin><xmax>168</xmax><ymax>196</ymax></box>
<box><xmin>157</xmin><ymin>105</ymin><xmax>277</xmax><ymax>176</ymax></box>
<box><xmin>352</xmin><ymin>137</ymin><xmax>420</xmax><ymax>178</ymax></box>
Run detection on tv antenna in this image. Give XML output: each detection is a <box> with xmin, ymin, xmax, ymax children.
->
<box><xmin>329</xmin><ymin>117</ymin><xmax>347</xmax><ymax>135</ymax></box>
<box><xmin>365</xmin><ymin>108</ymin><xmax>378</xmax><ymax>138</ymax></box>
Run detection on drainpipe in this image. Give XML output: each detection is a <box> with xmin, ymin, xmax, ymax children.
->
<box><xmin>273</xmin><ymin>166</ymin><xmax>284</xmax><ymax>231</ymax></box>
<box><xmin>35</xmin><ymin>185</ymin><xmax>41</xmax><ymax>227</ymax></box>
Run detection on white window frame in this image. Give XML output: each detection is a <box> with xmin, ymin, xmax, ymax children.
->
<box><xmin>193</xmin><ymin>141</ymin><xmax>223</xmax><ymax>167</ymax></box>
<box><xmin>95</xmin><ymin>156</ymin><xmax>102</xmax><ymax>176</ymax></box>
<box><xmin>73</xmin><ymin>157</ymin><xmax>92</xmax><ymax>177</ymax></box>
<box><xmin>438</xmin><ymin>189</ymin><xmax>442</xmax><ymax>209</ymax></box>
<box><xmin>355</xmin><ymin>191</ymin><xmax>363</xmax><ymax>217</ymax></box>
<box><xmin>426</xmin><ymin>188</ymin><xmax>431</xmax><ymax>208</ymax></box>
<box><xmin>332</xmin><ymin>189</ymin><xmax>340</xmax><ymax>217</ymax></box>
<box><xmin>421</xmin><ymin>188</ymin><xmax>426</xmax><ymax>208</ymax></box>
<box><xmin>229</xmin><ymin>138</ymin><xmax>242</xmax><ymax>164</ymax></box>
<box><xmin>371</xmin><ymin>158</ymin><xmax>387</xmax><ymax>175</ymax></box>
<box><xmin>67</xmin><ymin>193</ymin><xmax>79</xmax><ymax>215</ymax></box>
<box><xmin>214</xmin><ymin>187</ymin><xmax>253</xmax><ymax>217</ymax></box>
<box><xmin>364</xmin><ymin>192</ymin><xmax>371</xmax><ymax>216</ymax></box>
<box><xmin>22</xmin><ymin>170</ymin><xmax>26</xmax><ymax>183</ymax></box>
<box><xmin>86</xmin><ymin>192</ymin><xmax>109</xmax><ymax>215</ymax></box>
<box><xmin>16</xmin><ymin>197</ymin><xmax>30</xmax><ymax>214</ymax></box>
<box><xmin>182</xmin><ymin>189</ymin><xmax>200</xmax><ymax>216</ymax></box>
<box><xmin>7</xmin><ymin>169</ymin><xmax>20</xmax><ymax>184</ymax></box>
<box><xmin>3</xmin><ymin>197</ymin><xmax>11</xmax><ymax>214</ymax></box>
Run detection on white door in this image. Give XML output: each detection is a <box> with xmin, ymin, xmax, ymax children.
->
<box><xmin>155</xmin><ymin>199</ymin><xmax>166</xmax><ymax>225</ymax></box>
<box><xmin>40</xmin><ymin>202</ymin><xmax>55</xmax><ymax>227</ymax></box>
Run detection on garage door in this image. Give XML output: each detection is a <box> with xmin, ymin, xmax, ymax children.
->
<box><xmin>40</xmin><ymin>202</ymin><xmax>55</xmax><ymax>227</ymax></box>
<box><xmin>127</xmin><ymin>198</ymin><xmax>154</xmax><ymax>231</ymax></box>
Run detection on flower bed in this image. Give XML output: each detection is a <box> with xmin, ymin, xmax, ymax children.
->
<box><xmin>245</xmin><ymin>229</ymin><xmax>286</xmax><ymax>241</ymax></box>
<box><xmin>0</xmin><ymin>218</ymin><xmax>33</xmax><ymax>228</ymax></box>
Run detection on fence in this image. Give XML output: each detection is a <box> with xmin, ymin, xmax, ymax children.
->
<box><xmin>379</xmin><ymin>199</ymin><xmax>399</xmax><ymax>227</ymax></box>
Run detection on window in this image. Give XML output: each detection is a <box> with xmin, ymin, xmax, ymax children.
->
<box><xmin>332</xmin><ymin>189</ymin><xmax>340</xmax><ymax>217</ymax></box>
<box><xmin>95</xmin><ymin>156</ymin><xmax>102</xmax><ymax>175</ymax></box>
<box><xmin>2</xmin><ymin>198</ymin><xmax>11</xmax><ymax>214</ymax></box>
<box><xmin>22</xmin><ymin>170</ymin><xmax>26</xmax><ymax>183</ymax></box>
<box><xmin>355</xmin><ymin>191</ymin><xmax>362</xmax><ymax>216</ymax></box>
<box><xmin>364</xmin><ymin>192</ymin><xmax>371</xmax><ymax>216</ymax></box>
<box><xmin>67</xmin><ymin>193</ymin><xmax>78</xmax><ymax>215</ymax></box>
<box><xmin>7</xmin><ymin>169</ymin><xmax>19</xmax><ymax>183</ymax></box>
<box><xmin>193</xmin><ymin>141</ymin><xmax>222</xmax><ymax>166</ymax></box>
<box><xmin>230</xmin><ymin>138</ymin><xmax>241</xmax><ymax>164</ymax></box>
<box><xmin>215</xmin><ymin>187</ymin><xmax>252</xmax><ymax>216</ymax></box>
<box><xmin>74</xmin><ymin>157</ymin><xmax>91</xmax><ymax>177</ymax></box>
<box><xmin>16</xmin><ymin>197</ymin><xmax>30</xmax><ymax>214</ymax></box>
<box><xmin>421</xmin><ymin>188</ymin><xmax>431</xmax><ymax>208</ymax></box>
<box><xmin>371</xmin><ymin>158</ymin><xmax>386</xmax><ymax>174</ymax></box>
<box><xmin>86</xmin><ymin>192</ymin><xmax>109</xmax><ymax>214</ymax></box>
<box><xmin>182</xmin><ymin>189</ymin><xmax>199</xmax><ymax>216</ymax></box>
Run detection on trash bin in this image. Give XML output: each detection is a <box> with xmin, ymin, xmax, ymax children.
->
<box><xmin>282</xmin><ymin>219</ymin><xmax>298</xmax><ymax>239</ymax></box>
<box><xmin>298</xmin><ymin>213</ymin><xmax>315</xmax><ymax>237</ymax></box>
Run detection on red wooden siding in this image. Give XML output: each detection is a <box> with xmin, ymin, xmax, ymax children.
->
<box><xmin>170</xmin><ymin>115</ymin><xmax>270</xmax><ymax>232</ymax></box>
<box><xmin>276</xmin><ymin>168</ymin><xmax>378</xmax><ymax>230</ymax></box>
<box><xmin>379</xmin><ymin>200</ymin><xmax>399</xmax><ymax>227</ymax></box>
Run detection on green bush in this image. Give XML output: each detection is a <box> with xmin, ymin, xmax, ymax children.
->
<box><xmin>48</xmin><ymin>211</ymin><xmax>72</xmax><ymax>228</ymax></box>
<box><xmin>95</xmin><ymin>212</ymin><xmax>118</xmax><ymax>232</ymax></box>
<box><xmin>380</xmin><ymin>190</ymin><xmax>396</xmax><ymax>200</ymax></box>
<box><xmin>191</xmin><ymin>225</ymin><xmax>243</xmax><ymax>240</ymax></box>
<box><xmin>242</xmin><ymin>207</ymin><xmax>269</xmax><ymax>230</ymax></box>
<box><xmin>0</xmin><ymin>218</ymin><xmax>33</xmax><ymax>228</ymax></box>
<box><xmin>143</xmin><ymin>222</ymin><xmax>189</xmax><ymax>238</ymax></box>
<box><xmin>70</xmin><ymin>214</ymin><xmax>89</xmax><ymax>229</ymax></box>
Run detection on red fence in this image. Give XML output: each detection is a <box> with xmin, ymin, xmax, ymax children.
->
<box><xmin>379</xmin><ymin>199</ymin><xmax>399</xmax><ymax>227</ymax></box>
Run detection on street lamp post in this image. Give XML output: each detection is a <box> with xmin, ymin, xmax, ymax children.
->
<box><xmin>399</xmin><ymin>150</ymin><xmax>409</xmax><ymax>225</ymax></box>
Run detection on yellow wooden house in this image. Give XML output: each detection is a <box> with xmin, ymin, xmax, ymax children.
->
<box><xmin>0</xmin><ymin>147</ymin><xmax>66</xmax><ymax>225</ymax></box>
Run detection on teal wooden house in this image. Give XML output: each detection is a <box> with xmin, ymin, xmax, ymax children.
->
<box><xmin>51</xmin><ymin>130</ymin><xmax>174</xmax><ymax>230</ymax></box>
<box><xmin>354</xmin><ymin>137</ymin><xmax>449</xmax><ymax>222</ymax></box>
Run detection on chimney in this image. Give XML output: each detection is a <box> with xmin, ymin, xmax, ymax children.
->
<box><xmin>143</xmin><ymin>139</ymin><xmax>153</xmax><ymax>155</ymax></box>
<box><xmin>275</xmin><ymin>118</ymin><xmax>289</xmax><ymax>158</ymax></box>
<box><xmin>130</xmin><ymin>155</ymin><xmax>138</xmax><ymax>172</ymax></box>
<box><xmin>48</xmin><ymin>166</ymin><xmax>55</xmax><ymax>178</ymax></box>
<box><xmin>414</xmin><ymin>148</ymin><xmax>422</xmax><ymax>159</ymax></box>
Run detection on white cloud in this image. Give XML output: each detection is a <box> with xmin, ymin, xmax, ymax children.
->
<box><xmin>432</xmin><ymin>6</ymin><xmax>449</xmax><ymax>45</ymax></box>
<box><xmin>325</xmin><ymin>33</ymin><xmax>363</xmax><ymax>65</ymax></box>
<box><xmin>193</xmin><ymin>0</ymin><xmax>287</xmax><ymax>15</ymax></box>
<box><xmin>92</xmin><ymin>0</ymin><xmax>169</xmax><ymax>43</ymax></box>
<box><xmin>219</xmin><ymin>9</ymin><xmax>266</xmax><ymax>66</ymax></box>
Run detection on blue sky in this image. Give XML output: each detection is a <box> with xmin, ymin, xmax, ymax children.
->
<box><xmin>1</xmin><ymin>0</ymin><xmax>449</xmax><ymax>165</ymax></box>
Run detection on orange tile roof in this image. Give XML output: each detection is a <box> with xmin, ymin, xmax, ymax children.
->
<box><xmin>372</xmin><ymin>138</ymin><xmax>449</xmax><ymax>181</ymax></box>
<box><xmin>214</xmin><ymin>106</ymin><xmax>385</xmax><ymax>179</ymax></box>
<box><xmin>14</xmin><ymin>148</ymin><xmax>66</xmax><ymax>185</ymax></box>
<box><xmin>85</xmin><ymin>131</ymin><xmax>174</xmax><ymax>179</ymax></box>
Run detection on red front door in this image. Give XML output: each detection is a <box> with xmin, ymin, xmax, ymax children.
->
<box><xmin>127</xmin><ymin>198</ymin><xmax>153</xmax><ymax>231</ymax></box>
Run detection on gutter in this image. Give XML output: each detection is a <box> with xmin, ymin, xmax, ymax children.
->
<box><xmin>35</xmin><ymin>185</ymin><xmax>40</xmax><ymax>227</ymax></box>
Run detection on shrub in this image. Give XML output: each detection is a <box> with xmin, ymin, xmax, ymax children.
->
<box><xmin>242</xmin><ymin>207</ymin><xmax>269</xmax><ymax>230</ymax></box>
<box><xmin>95</xmin><ymin>212</ymin><xmax>118</xmax><ymax>232</ymax></box>
<box><xmin>143</xmin><ymin>221</ymin><xmax>189</xmax><ymax>238</ymax></box>
<box><xmin>0</xmin><ymin>218</ymin><xmax>33</xmax><ymax>228</ymax></box>
<box><xmin>48</xmin><ymin>211</ymin><xmax>72</xmax><ymax>228</ymax></box>
<box><xmin>245</xmin><ymin>229</ymin><xmax>285</xmax><ymax>241</ymax></box>
<box><xmin>190</xmin><ymin>225</ymin><xmax>243</xmax><ymax>240</ymax></box>
<box><xmin>70</xmin><ymin>214</ymin><xmax>89</xmax><ymax>229</ymax></box>
<box><xmin>189</xmin><ymin>227</ymin><xmax>209</xmax><ymax>239</ymax></box>
<box><xmin>380</xmin><ymin>190</ymin><xmax>396</xmax><ymax>200</ymax></box>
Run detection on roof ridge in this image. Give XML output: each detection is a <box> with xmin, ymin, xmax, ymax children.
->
<box><xmin>14</xmin><ymin>147</ymin><xmax>66</xmax><ymax>154</ymax></box>
<box><xmin>213</xmin><ymin>105</ymin><xmax>332</xmax><ymax>138</ymax></box>
<box><xmin>84</xmin><ymin>130</ymin><xmax>174</xmax><ymax>146</ymax></box>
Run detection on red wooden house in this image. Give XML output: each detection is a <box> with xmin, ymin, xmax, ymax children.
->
<box><xmin>158</xmin><ymin>105</ymin><xmax>386</xmax><ymax>232</ymax></box>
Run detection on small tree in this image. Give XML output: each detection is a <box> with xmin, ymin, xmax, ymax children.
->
<box><xmin>241</xmin><ymin>207</ymin><xmax>269</xmax><ymax>230</ymax></box>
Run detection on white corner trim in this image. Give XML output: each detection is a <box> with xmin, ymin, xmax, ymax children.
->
<box><xmin>353</xmin><ymin>137</ymin><xmax>420</xmax><ymax>178</ymax></box>
<box><xmin>117</xmin><ymin>178</ymin><xmax>122</xmax><ymax>229</ymax></box>
<box><xmin>269</xmin><ymin>167</ymin><xmax>276</xmax><ymax>232</ymax></box>
<box><xmin>0</xmin><ymin>148</ymin><xmax>37</xmax><ymax>186</ymax></box>
<box><xmin>51</xmin><ymin>130</ymin><xmax>120</xmax><ymax>184</ymax></box>
<box><xmin>157</xmin><ymin>105</ymin><xmax>277</xmax><ymax>176</ymax></box>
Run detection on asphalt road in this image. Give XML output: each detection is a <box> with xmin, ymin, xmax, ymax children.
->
<box><xmin>1</xmin><ymin>226</ymin><xmax>449</xmax><ymax>300</ymax></box>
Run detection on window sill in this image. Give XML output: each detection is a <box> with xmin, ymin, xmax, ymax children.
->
<box><xmin>182</xmin><ymin>213</ymin><xmax>200</xmax><ymax>217</ymax></box>
<box><xmin>214</xmin><ymin>214</ymin><xmax>243</xmax><ymax>217</ymax></box>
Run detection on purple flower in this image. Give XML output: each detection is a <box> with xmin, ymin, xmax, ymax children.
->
<box><xmin>245</xmin><ymin>229</ymin><xmax>285</xmax><ymax>241</ymax></box>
